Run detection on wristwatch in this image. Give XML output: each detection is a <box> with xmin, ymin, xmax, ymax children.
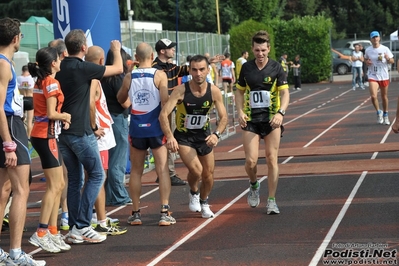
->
<box><xmin>277</xmin><ymin>109</ymin><xmax>285</xmax><ymax>116</ymax></box>
<box><xmin>213</xmin><ymin>131</ymin><xmax>221</xmax><ymax>139</ymax></box>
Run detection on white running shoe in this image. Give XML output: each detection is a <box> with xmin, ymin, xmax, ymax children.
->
<box><xmin>247</xmin><ymin>182</ymin><xmax>260</xmax><ymax>208</ymax></box>
<box><xmin>200</xmin><ymin>203</ymin><xmax>214</xmax><ymax>218</ymax></box>
<box><xmin>69</xmin><ymin>225</ymin><xmax>106</xmax><ymax>243</ymax></box>
<box><xmin>29</xmin><ymin>232</ymin><xmax>61</xmax><ymax>253</ymax></box>
<box><xmin>383</xmin><ymin>116</ymin><xmax>390</xmax><ymax>125</ymax></box>
<box><xmin>48</xmin><ymin>232</ymin><xmax>71</xmax><ymax>251</ymax></box>
<box><xmin>189</xmin><ymin>193</ymin><xmax>201</xmax><ymax>212</ymax></box>
<box><xmin>377</xmin><ymin>111</ymin><xmax>383</xmax><ymax>124</ymax></box>
<box><xmin>6</xmin><ymin>251</ymin><xmax>46</xmax><ymax>266</ymax></box>
<box><xmin>266</xmin><ymin>199</ymin><xmax>280</xmax><ymax>215</ymax></box>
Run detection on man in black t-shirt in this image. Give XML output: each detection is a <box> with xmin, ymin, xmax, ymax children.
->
<box><xmin>56</xmin><ymin>29</ymin><xmax>123</xmax><ymax>244</ymax></box>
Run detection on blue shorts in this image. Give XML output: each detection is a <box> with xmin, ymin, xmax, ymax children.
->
<box><xmin>129</xmin><ymin>135</ymin><xmax>166</xmax><ymax>150</ymax></box>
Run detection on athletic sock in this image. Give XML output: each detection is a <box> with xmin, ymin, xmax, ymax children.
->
<box><xmin>250</xmin><ymin>181</ymin><xmax>259</xmax><ymax>189</ymax></box>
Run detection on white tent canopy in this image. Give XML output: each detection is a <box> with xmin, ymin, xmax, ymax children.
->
<box><xmin>390</xmin><ymin>30</ymin><xmax>398</xmax><ymax>41</ymax></box>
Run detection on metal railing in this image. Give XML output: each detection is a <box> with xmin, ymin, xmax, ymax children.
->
<box><xmin>18</xmin><ymin>22</ymin><xmax>230</xmax><ymax>65</ymax></box>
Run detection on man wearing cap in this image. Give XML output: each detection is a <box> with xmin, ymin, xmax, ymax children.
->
<box><xmin>364</xmin><ymin>31</ymin><xmax>394</xmax><ymax>125</ymax></box>
<box><xmin>152</xmin><ymin>38</ymin><xmax>189</xmax><ymax>186</ymax></box>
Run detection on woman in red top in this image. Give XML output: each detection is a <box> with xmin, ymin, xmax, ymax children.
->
<box><xmin>28</xmin><ymin>47</ymin><xmax>71</xmax><ymax>253</ymax></box>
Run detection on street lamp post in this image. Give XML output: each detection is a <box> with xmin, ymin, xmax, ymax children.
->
<box><xmin>216</xmin><ymin>0</ymin><xmax>221</xmax><ymax>34</ymax></box>
<box><xmin>127</xmin><ymin>0</ymin><xmax>134</xmax><ymax>51</ymax></box>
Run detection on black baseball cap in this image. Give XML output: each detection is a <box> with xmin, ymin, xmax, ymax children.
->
<box><xmin>155</xmin><ymin>39</ymin><xmax>177</xmax><ymax>52</ymax></box>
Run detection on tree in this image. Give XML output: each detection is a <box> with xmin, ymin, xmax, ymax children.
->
<box><xmin>230</xmin><ymin>0</ymin><xmax>281</xmax><ymax>22</ymax></box>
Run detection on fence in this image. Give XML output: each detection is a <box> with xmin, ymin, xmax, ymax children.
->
<box><xmin>18</xmin><ymin>22</ymin><xmax>230</xmax><ymax>66</ymax></box>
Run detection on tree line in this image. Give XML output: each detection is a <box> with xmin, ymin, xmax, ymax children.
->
<box><xmin>0</xmin><ymin>0</ymin><xmax>398</xmax><ymax>39</ymax></box>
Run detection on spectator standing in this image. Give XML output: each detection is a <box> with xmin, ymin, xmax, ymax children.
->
<box><xmin>0</xmin><ymin>17</ymin><xmax>46</xmax><ymax>265</ymax></box>
<box><xmin>48</xmin><ymin>38</ymin><xmax>69</xmax><ymax>231</ymax></box>
<box><xmin>204</xmin><ymin>53</ymin><xmax>218</xmax><ymax>85</ymax></box>
<box><xmin>292</xmin><ymin>54</ymin><xmax>301</xmax><ymax>91</ymax></box>
<box><xmin>358</xmin><ymin>44</ymin><xmax>369</xmax><ymax>87</ymax></box>
<box><xmin>278</xmin><ymin>53</ymin><xmax>291</xmax><ymax>80</ymax></box>
<box><xmin>85</xmin><ymin>46</ymin><xmax>127</xmax><ymax>235</ymax></box>
<box><xmin>219</xmin><ymin>52</ymin><xmax>235</xmax><ymax>94</ymax></box>
<box><xmin>28</xmin><ymin>47</ymin><xmax>71</xmax><ymax>253</ymax></box>
<box><xmin>236</xmin><ymin>51</ymin><xmax>249</xmax><ymax>80</ymax></box>
<box><xmin>152</xmin><ymin>39</ymin><xmax>188</xmax><ymax>186</ymax></box>
<box><xmin>101</xmin><ymin>48</ymin><xmax>132</xmax><ymax>207</ymax></box>
<box><xmin>56</xmin><ymin>29</ymin><xmax>123</xmax><ymax>244</ymax></box>
<box><xmin>351</xmin><ymin>44</ymin><xmax>365</xmax><ymax>90</ymax></box>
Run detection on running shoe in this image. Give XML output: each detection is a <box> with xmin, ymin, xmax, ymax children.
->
<box><xmin>60</xmin><ymin>217</ymin><xmax>69</xmax><ymax>231</ymax></box>
<box><xmin>91</xmin><ymin>216</ymin><xmax>119</xmax><ymax>228</ymax></box>
<box><xmin>63</xmin><ymin>231</ymin><xmax>84</xmax><ymax>244</ymax></box>
<box><xmin>159</xmin><ymin>211</ymin><xmax>176</xmax><ymax>226</ymax></box>
<box><xmin>383</xmin><ymin>115</ymin><xmax>390</xmax><ymax>125</ymax></box>
<box><xmin>200</xmin><ymin>203</ymin><xmax>214</xmax><ymax>218</ymax></box>
<box><xmin>189</xmin><ymin>193</ymin><xmax>201</xmax><ymax>212</ymax></box>
<box><xmin>94</xmin><ymin>220</ymin><xmax>127</xmax><ymax>235</ymax></box>
<box><xmin>5</xmin><ymin>252</ymin><xmax>46</xmax><ymax>266</ymax></box>
<box><xmin>29</xmin><ymin>232</ymin><xmax>61</xmax><ymax>253</ymax></box>
<box><xmin>247</xmin><ymin>182</ymin><xmax>260</xmax><ymax>208</ymax></box>
<box><xmin>0</xmin><ymin>248</ymin><xmax>8</xmax><ymax>265</ymax></box>
<box><xmin>48</xmin><ymin>232</ymin><xmax>71</xmax><ymax>251</ymax></box>
<box><xmin>68</xmin><ymin>225</ymin><xmax>106</xmax><ymax>243</ymax></box>
<box><xmin>266</xmin><ymin>199</ymin><xmax>280</xmax><ymax>215</ymax></box>
<box><xmin>127</xmin><ymin>212</ymin><xmax>142</xmax><ymax>226</ymax></box>
<box><xmin>155</xmin><ymin>175</ymin><xmax>187</xmax><ymax>186</ymax></box>
<box><xmin>377</xmin><ymin>110</ymin><xmax>383</xmax><ymax>124</ymax></box>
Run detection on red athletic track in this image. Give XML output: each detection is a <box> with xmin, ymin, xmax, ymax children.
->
<box><xmin>4</xmin><ymin>78</ymin><xmax>399</xmax><ymax>266</ymax></box>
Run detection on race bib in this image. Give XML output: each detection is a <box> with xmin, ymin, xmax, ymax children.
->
<box><xmin>372</xmin><ymin>65</ymin><xmax>383</xmax><ymax>75</ymax></box>
<box><xmin>184</xmin><ymin>114</ymin><xmax>208</xmax><ymax>129</ymax></box>
<box><xmin>250</xmin><ymin>91</ymin><xmax>270</xmax><ymax>108</ymax></box>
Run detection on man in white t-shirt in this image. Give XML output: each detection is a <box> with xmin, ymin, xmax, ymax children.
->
<box><xmin>364</xmin><ymin>31</ymin><xmax>394</xmax><ymax>125</ymax></box>
<box><xmin>351</xmin><ymin>44</ymin><xmax>365</xmax><ymax>90</ymax></box>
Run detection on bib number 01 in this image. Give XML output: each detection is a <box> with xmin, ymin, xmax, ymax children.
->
<box><xmin>184</xmin><ymin>114</ymin><xmax>208</xmax><ymax>129</ymax></box>
<box><xmin>250</xmin><ymin>90</ymin><xmax>270</xmax><ymax>108</ymax></box>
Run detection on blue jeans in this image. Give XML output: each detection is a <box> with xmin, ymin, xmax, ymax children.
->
<box><xmin>105</xmin><ymin>114</ymin><xmax>131</xmax><ymax>205</ymax></box>
<box><xmin>58</xmin><ymin>133</ymin><xmax>104</xmax><ymax>228</ymax></box>
<box><xmin>352</xmin><ymin>66</ymin><xmax>364</xmax><ymax>88</ymax></box>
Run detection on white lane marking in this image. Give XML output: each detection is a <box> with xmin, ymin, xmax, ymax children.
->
<box><xmin>308</xmin><ymin>119</ymin><xmax>394</xmax><ymax>265</ymax></box>
<box><xmin>146</xmin><ymin>175</ymin><xmax>268</xmax><ymax>266</ymax></box>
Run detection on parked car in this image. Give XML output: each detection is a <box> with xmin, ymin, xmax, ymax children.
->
<box><xmin>344</xmin><ymin>40</ymin><xmax>371</xmax><ymax>50</ymax></box>
<box><xmin>331</xmin><ymin>48</ymin><xmax>353</xmax><ymax>75</ymax></box>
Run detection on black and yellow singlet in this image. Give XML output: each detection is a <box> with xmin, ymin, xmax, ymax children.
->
<box><xmin>236</xmin><ymin>59</ymin><xmax>289</xmax><ymax>123</ymax></box>
<box><xmin>175</xmin><ymin>82</ymin><xmax>213</xmax><ymax>134</ymax></box>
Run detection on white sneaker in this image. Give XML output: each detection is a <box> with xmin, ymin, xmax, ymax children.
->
<box><xmin>0</xmin><ymin>248</ymin><xmax>8</xmax><ymax>264</ymax></box>
<box><xmin>364</xmin><ymin>81</ymin><xmax>369</xmax><ymax>87</ymax></box>
<box><xmin>247</xmin><ymin>182</ymin><xmax>260</xmax><ymax>208</ymax></box>
<box><xmin>296</xmin><ymin>88</ymin><xmax>302</xmax><ymax>91</ymax></box>
<box><xmin>6</xmin><ymin>252</ymin><xmax>46</xmax><ymax>266</ymax></box>
<box><xmin>352</xmin><ymin>86</ymin><xmax>356</xmax><ymax>91</ymax></box>
<box><xmin>356</xmin><ymin>84</ymin><xmax>359</xmax><ymax>88</ymax></box>
<box><xmin>28</xmin><ymin>232</ymin><xmax>61</xmax><ymax>253</ymax></box>
<box><xmin>200</xmin><ymin>203</ymin><xmax>214</xmax><ymax>218</ymax></box>
<box><xmin>69</xmin><ymin>225</ymin><xmax>106</xmax><ymax>243</ymax></box>
<box><xmin>48</xmin><ymin>232</ymin><xmax>71</xmax><ymax>251</ymax></box>
<box><xmin>383</xmin><ymin>116</ymin><xmax>390</xmax><ymax>125</ymax></box>
<box><xmin>377</xmin><ymin>111</ymin><xmax>383</xmax><ymax>124</ymax></box>
<box><xmin>60</xmin><ymin>217</ymin><xmax>69</xmax><ymax>230</ymax></box>
<box><xmin>266</xmin><ymin>199</ymin><xmax>280</xmax><ymax>215</ymax></box>
<box><xmin>189</xmin><ymin>193</ymin><xmax>201</xmax><ymax>212</ymax></box>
